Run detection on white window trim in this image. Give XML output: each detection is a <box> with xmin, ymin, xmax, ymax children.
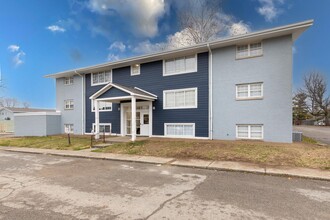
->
<box><xmin>91</xmin><ymin>100</ymin><xmax>113</xmax><ymax>112</ymax></box>
<box><xmin>64</xmin><ymin>124</ymin><xmax>74</xmax><ymax>134</ymax></box>
<box><xmin>131</xmin><ymin>64</ymin><xmax>141</xmax><ymax>76</ymax></box>
<box><xmin>91</xmin><ymin>70</ymin><xmax>113</xmax><ymax>86</ymax></box>
<box><xmin>64</xmin><ymin>76</ymin><xmax>74</xmax><ymax>85</ymax></box>
<box><xmin>164</xmin><ymin>123</ymin><xmax>195</xmax><ymax>138</ymax></box>
<box><xmin>64</xmin><ymin>99</ymin><xmax>74</xmax><ymax>110</ymax></box>
<box><xmin>163</xmin><ymin>87</ymin><xmax>198</xmax><ymax>109</ymax></box>
<box><xmin>236</xmin><ymin>124</ymin><xmax>264</xmax><ymax>140</ymax></box>
<box><xmin>162</xmin><ymin>54</ymin><xmax>198</xmax><ymax>76</ymax></box>
<box><xmin>236</xmin><ymin>42</ymin><xmax>263</xmax><ymax>60</ymax></box>
<box><xmin>236</xmin><ymin>83</ymin><xmax>263</xmax><ymax>100</ymax></box>
<box><xmin>92</xmin><ymin>123</ymin><xmax>112</xmax><ymax>134</ymax></box>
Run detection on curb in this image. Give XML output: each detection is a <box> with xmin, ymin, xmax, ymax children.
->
<box><xmin>1</xmin><ymin>147</ymin><xmax>329</xmax><ymax>181</ymax></box>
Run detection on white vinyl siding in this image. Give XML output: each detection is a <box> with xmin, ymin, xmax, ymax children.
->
<box><xmin>64</xmin><ymin>124</ymin><xmax>74</xmax><ymax>133</ymax></box>
<box><xmin>163</xmin><ymin>88</ymin><xmax>197</xmax><ymax>109</ymax></box>
<box><xmin>64</xmin><ymin>77</ymin><xmax>74</xmax><ymax>85</ymax></box>
<box><xmin>92</xmin><ymin>123</ymin><xmax>112</xmax><ymax>134</ymax></box>
<box><xmin>64</xmin><ymin>100</ymin><xmax>74</xmax><ymax>110</ymax></box>
<box><xmin>236</xmin><ymin>83</ymin><xmax>263</xmax><ymax>100</ymax></box>
<box><xmin>164</xmin><ymin>123</ymin><xmax>195</xmax><ymax>137</ymax></box>
<box><xmin>163</xmin><ymin>55</ymin><xmax>197</xmax><ymax>76</ymax></box>
<box><xmin>91</xmin><ymin>71</ymin><xmax>112</xmax><ymax>86</ymax></box>
<box><xmin>131</xmin><ymin>64</ymin><xmax>140</xmax><ymax>76</ymax></box>
<box><xmin>236</xmin><ymin>125</ymin><xmax>263</xmax><ymax>140</ymax></box>
<box><xmin>91</xmin><ymin>101</ymin><xmax>112</xmax><ymax>112</ymax></box>
<box><xmin>236</xmin><ymin>42</ymin><xmax>263</xmax><ymax>59</ymax></box>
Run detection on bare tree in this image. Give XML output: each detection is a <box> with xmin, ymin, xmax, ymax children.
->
<box><xmin>177</xmin><ymin>0</ymin><xmax>223</xmax><ymax>45</ymax></box>
<box><xmin>0</xmin><ymin>98</ymin><xmax>19</xmax><ymax>108</ymax></box>
<box><xmin>22</xmin><ymin>102</ymin><xmax>30</xmax><ymax>108</ymax></box>
<box><xmin>302</xmin><ymin>71</ymin><xmax>330</xmax><ymax>125</ymax></box>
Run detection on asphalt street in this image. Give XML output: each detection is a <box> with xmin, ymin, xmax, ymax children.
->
<box><xmin>294</xmin><ymin>125</ymin><xmax>330</xmax><ymax>145</ymax></box>
<box><xmin>0</xmin><ymin>150</ymin><xmax>329</xmax><ymax>220</ymax></box>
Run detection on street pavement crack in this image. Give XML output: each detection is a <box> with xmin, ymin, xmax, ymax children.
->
<box><xmin>144</xmin><ymin>188</ymin><xmax>194</xmax><ymax>220</ymax></box>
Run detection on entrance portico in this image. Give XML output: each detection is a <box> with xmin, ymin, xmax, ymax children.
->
<box><xmin>89</xmin><ymin>83</ymin><xmax>157</xmax><ymax>141</ymax></box>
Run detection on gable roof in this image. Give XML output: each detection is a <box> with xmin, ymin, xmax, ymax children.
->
<box><xmin>89</xmin><ymin>83</ymin><xmax>157</xmax><ymax>100</ymax></box>
<box><xmin>45</xmin><ymin>20</ymin><xmax>313</xmax><ymax>79</ymax></box>
<box><xmin>0</xmin><ymin>107</ymin><xmax>56</xmax><ymax>113</ymax></box>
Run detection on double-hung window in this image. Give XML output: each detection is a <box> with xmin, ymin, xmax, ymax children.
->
<box><xmin>64</xmin><ymin>100</ymin><xmax>74</xmax><ymax>110</ymax></box>
<box><xmin>64</xmin><ymin>124</ymin><xmax>74</xmax><ymax>133</ymax></box>
<box><xmin>131</xmin><ymin>64</ymin><xmax>140</xmax><ymax>76</ymax></box>
<box><xmin>92</xmin><ymin>123</ymin><xmax>111</xmax><ymax>134</ymax></box>
<box><xmin>64</xmin><ymin>77</ymin><xmax>74</xmax><ymax>85</ymax></box>
<box><xmin>91</xmin><ymin>101</ymin><xmax>112</xmax><ymax>112</ymax></box>
<box><xmin>236</xmin><ymin>125</ymin><xmax>263</xmax><ymax>140</ymax></box>
<box><xmin>164</xmin><ymin>123</ymin><xmax>195</xmax><ymax>137</ymax></box>
<box><xmin>163</xmin><ymin>55</ymin><xmax>197</xmax><ymax>76</ymax></box>
<box><xmin>91</xmin><ymin>71</ymin><xmax>112</xmax><ymax>86</ymax></box>
<box><xmin>236</xmin><ymin>83</ymin><xmax>263</xmax><ymax>100</ymax></box>
<box><xmin>236</xmin><ymin>42</ymin><xmax>262</xmax><ymax>59</ymax></box>
<box><xmin>163</xmin><ymin>88</ymin><xmax>197</xmax><ymax>109</ymax></box>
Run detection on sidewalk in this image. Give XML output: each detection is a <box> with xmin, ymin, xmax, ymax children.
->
<box><xmin>1</xmin><ymin>146</ymin><xmax>329</xmax><ymax>181</ymax></box>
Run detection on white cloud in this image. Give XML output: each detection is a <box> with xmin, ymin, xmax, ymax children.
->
<box><xmin>13</xmin><ymin>51</ymin><xmax>26</xmax><ymax>67</ymax></box>
<box><xmin>132</xmin><ymin>40</ymin><xmax>166</xmax><ymax>54</ymax></box>
<box><xmin>107</xmin><ymin>53</ymin><xmax>120</xmax><ymax>61</ymax></box>
<box><xmin>109</xmin><ymin>41</ymin><xmax>126</xmax><ymax>52</ymax></box>
<box><xmin>229</xmin><ymin>22</ymin><xmax>251</xmax><ymax>36</ymax></box>
<box><xmin>47</xmin><ymin>25</ymin><xmax>66</xmax><ymax>33</ymax></box>
<box><xmin>257</xmin><ymin>0</ymin><xmax>285</xmax><ymax>22</ymax></box>
<box><xmin>7</xmin><ymin>45</ymin><xmax>20</xmax><ymax>52</ymax></box>
<box><xmin>87</xmin><ymin>0</ymin><xmax>166</xmax><ymax>37</ymax></box>
<box><xmin>7</xmin><ymin>44</ymin><xmax>25</xmax><ymax>67</ymax></box>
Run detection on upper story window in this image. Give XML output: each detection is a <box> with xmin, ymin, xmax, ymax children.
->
<box><xmin>236</xmin><ymin>42</ymin><xmax>263</xmax><ymax>59</ymax></box>
<box><xmin>64</xmin><ymin>77</ymin><xmax>74</xmax><ymax>85</ymax></box>
<box><xmin>163</xmin><ymin>55</ymin><xmax>197</xmax><ymax>76</ymax></box>
<box><xmin>236</xmin><ymin>83</ymin><xmax>263</xmax><ymax>100</ymax></box>
<box><xmin>91</xmin><ymin>70</ymin><xmax>112</xmax><ymax>86</ymax></box>
<box><xmin>64</xmin><ymin>100</ymin><xmax>74</xmax><ymax>110</ymax></box>
<box><xmin>91</xmin><ymin>100</ymin><xmax>112</xmax><ymax>112</ymax></box>
<box><xmin>163</xmin><ymin>88</ymin><xmax>197</xmax><ymax>109</ymax></box>
<box><xmin>131</xmin><ymin>64</ymin><xmax>140</xmax><ymax>76</ymax></box>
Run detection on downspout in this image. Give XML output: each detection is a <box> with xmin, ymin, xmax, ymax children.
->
<box><xmin>75</xmin><ymin>70</ymin><xmax>85</xmax><ymax>135</ymax></box>
<box><xmin>207</xmin><ymin>43</ymin><xmax>213</xmax><ymax>140</ymax></box>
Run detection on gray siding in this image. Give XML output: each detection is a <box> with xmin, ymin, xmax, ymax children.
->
<box><xmin>56</xmin><ymin>75</ymin><xmax>84</xmax><ymax>134</ymax></box>
<box><xmin>0</xmin><ymin>109</ymin><xmax>13</xmax><ymax>120</ymax></box>
<box><xmin>86</xmin><ymin>52</ymin><xmax>209</xmax><ymax>137</ymax></box>
<box><xmin>15</xmin><ymin>115</ymin><xmax>61</xmax><ymax>136</ymax></box>
<box><xmin>212</xmin><ymin>35</ymin><xmax>293</xmax><ymax>143</ymax></box>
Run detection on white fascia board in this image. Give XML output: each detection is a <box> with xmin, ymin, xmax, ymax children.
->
<box><xmin>44</xmin><ymin>20</ymin><xmax>313</xmax><ymax>79</ymax></box>
<box><xmin>14</xmin><ymin>112</ymin><xmax>61</xmax><ymax>116</ymax></box>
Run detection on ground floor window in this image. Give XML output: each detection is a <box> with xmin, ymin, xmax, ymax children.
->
<box><xmin>164</xmin><ymin>123</ymin><xmax>195</xmax><ymax>137</ymax></box>
<box><xmin>64</xmin><ymin>124</ymin><xmax>74</xmax><ymax>133</ymax></box>
<box><xmin>92</xmin><ymin>123</ymin><xmax>112</xmax><ymax>134</ymax></box>
<box><xmin>236</xmin><ymin>124</ymin><xmax>263</xmax><ymax>139</ymax></box>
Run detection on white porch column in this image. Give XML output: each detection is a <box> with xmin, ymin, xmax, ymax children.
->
<box><xmin>131</xmin><ymin>96</ymin><xmax>136</xmax><ymax>142</ymax></box>
<box><xmin>94</xmin><ymin>99</ymin><xmax>100</xmax><ymax>139</ymax></box>
<box><xmin>148</xmin><ymin>101</ymin><xmax>153</xmax><ymax>137</ymax></box>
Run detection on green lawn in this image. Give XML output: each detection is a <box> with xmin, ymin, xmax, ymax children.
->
<box><xmin>93</xmin><ymin>138</ymin><xmax>330</xmax><ymax>170</ymax></box>
<box><xmin>0</xmin><ymin>135</ymin><xmax>93</xmax><ymax>151</ymax></box>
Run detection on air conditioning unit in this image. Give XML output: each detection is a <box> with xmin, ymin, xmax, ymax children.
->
<box><xmin>292</xmin><ymin>131</ymin><xmax>303</xmax><ymax>142</ymax></box>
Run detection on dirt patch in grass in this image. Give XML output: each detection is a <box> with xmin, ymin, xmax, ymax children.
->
<box><xmin>94</xmin><ymin>138</ymin><xmax>330</xmax><ymax>170</ymax></box>
<box><xmin>0</xmin><ymin>135</ymin><xmax>95</xmax><ymax>151</ymax></box>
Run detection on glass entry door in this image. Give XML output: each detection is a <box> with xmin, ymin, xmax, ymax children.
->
<box><xmin>126</xmin><ymin>111</ymin><xmax>140</xmax><ymax>135</ymax></box>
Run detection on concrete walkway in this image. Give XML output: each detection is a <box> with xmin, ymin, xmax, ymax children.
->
<box><xmin>0</xmin><ymin>146</ymin><xmax>329</xmax><ymax>181</ymax></box>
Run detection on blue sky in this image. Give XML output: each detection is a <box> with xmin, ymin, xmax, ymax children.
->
<box><xmin>0</xmin><ymin>0</ymin><xmax>329</xmax><ymax>108</ymax></box>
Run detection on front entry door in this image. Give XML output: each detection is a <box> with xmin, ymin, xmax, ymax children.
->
<box><xmin>140</xmin><ymin>113</ymin><xmax>149</xmax><ymax>136</ymax></box>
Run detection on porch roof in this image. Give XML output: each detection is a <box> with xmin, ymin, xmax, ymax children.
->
<box><xmin>89</xmin><ymin>82</ymin><xmax>157</xmax><ymax>102</ymax></box>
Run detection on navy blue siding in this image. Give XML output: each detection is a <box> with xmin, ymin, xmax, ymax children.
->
<box><xmin>98</xmin><ymin>87</ymin><xmax>129</xmax><ymax>99</ymax></box>
<box><xmin>85</xmin><ymin>52</ymin><xmax>209</xmax><ymax>137</ymax></box>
